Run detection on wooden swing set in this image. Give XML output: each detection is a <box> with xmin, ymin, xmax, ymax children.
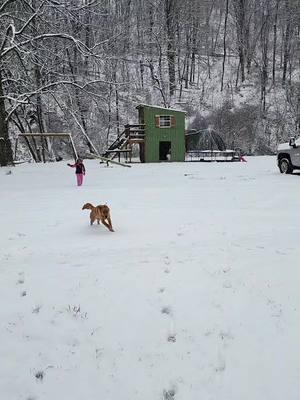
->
<box><xmin>14</xmin><ymin>132</ymin><xmax>131</xmax><ymax>167</ymax></box>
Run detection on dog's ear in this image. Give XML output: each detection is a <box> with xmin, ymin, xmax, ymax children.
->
<box><xmin>82</xmin><ymin>203</ymin><xmax>93</xmax><ymax>210</ymax></box>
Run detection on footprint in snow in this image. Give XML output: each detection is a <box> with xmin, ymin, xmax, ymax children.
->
<box><xmin>215</xmin><ymin>352</ymin><xmax>226</xmax><ymax>373</ymax></box>
<box><xmin>223</xmin><ymin>282</ymin><xmax>233</xmax><ymax>289</ymax></box>
<box><xmin>267</xmin><ymin>298</ymin><xmax>283</xmax><ymax>318</ymax></box>
<box><xmin>95</xmin><ymin>348</ymin><xmax>104</xmax><ymax>359</ymax></box>
<box><xmin>8</xmin><ymin>232</ymin><xmax>26</xmax><ymax>240</ymax></box>
<box><xmin>32</xmin><ymin>305</ymin><xmax>42</xmax><ymax>314</ymax></box>
<box><xmin>167</xmin><ymin>334</ymin><xmax>176</xmax><ymax>343</ymax></box>
<box><xmin>276</xmin><ymin>250</ymin><xmax>287</xmax><ymax>256</ymax></box>
<box><xmin>17</xmin><ymin>232</ymin><xmax>26</xmax><ymax>237</ymax></box>
<box><xmin>163</xmin><ymin>387</ymin><xmax>176</xmax><ymax>399</ymax></box>
<box><xmin>161</xmin><ymin>306</ymin><xmax>172</xmax><ymax>315</ymax></box>
<box><xmin>164</xmin><ymin>256</ymin><xmax>171</xmax><ymax>265</ymax></box>
<box><xmin>219</xmin><ymin>331</ymin><xmax>234</xmax><ymax>343</ymax></box>
<box><xmin>17</xmin><ymin>272</ymin><xmax>25</xmax><ymax>285</ymax></box>
<box><xmin>35</xmin><ymin>370</ymin><xmax>44</xmax><ymax>381</ymax></box>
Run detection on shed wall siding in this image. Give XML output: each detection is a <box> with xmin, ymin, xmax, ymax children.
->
<box><xmin>143</xmin><ymin>107</ymin><xmax>185</xmax><ymax>162</ymax></box>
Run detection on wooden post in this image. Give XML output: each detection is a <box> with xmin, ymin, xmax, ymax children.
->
<box><xmin>69</xmin><ymin>134</ymin><xmax>78</xmax><ymax>161</ymax></box>
<box><xmin>40</xmin><ymin>135</ymin><xmax>46</xmax><ymax>163</ymax></box>
<box><xmin>14</xmin><ymin>138</ymin><xmax>18</xmax><ymax>161</ymax></box>
<box><xmin>89</xmin><ymin>153</ymin><xmax>132</xmax><ymax>168</ymax></box>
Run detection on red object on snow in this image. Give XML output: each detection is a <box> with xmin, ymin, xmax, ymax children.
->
<box><xmin>240</xmin><ymin>155</ymin><xmax>247</xmax><ymax>162</ymax></box>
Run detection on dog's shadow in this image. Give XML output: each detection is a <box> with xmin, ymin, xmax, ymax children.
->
<box><xmin>84</xmin><ymin>224</ymin><xmax>115</xmax><ymax>236</ymax></box>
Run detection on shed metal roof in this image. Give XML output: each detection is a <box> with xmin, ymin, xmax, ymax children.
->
<box><xmin>136</xmin><ymin>104</ymin><xmax>186</xmax><ymax>113</ymax></box>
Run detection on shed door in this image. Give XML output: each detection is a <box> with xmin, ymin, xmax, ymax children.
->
<box><xmin>159</xmin><ymin>141</ymin><xmax>171</xmax><ymax>161</ymax></box>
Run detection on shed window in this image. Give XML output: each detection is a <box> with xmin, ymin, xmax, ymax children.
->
<box><xmin>155</xmin><ymin>115</ymin><xmax>176</xmax><ymax>128</ymax></box>
<box><xmin>159</xmin><ymin>115</ymin><xmax>171</xmax><ymax>127</ymax></box>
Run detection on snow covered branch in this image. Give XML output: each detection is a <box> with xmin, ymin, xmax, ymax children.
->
<box><xmin>0</xmin><ymin>0</ymin><xmax>17</xmax><ymax>14</ymax></box>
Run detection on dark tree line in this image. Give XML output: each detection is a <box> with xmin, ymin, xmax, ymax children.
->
<box><xmin>1</xmin><ymin>0</ymin><xmax>300</xmax><ymax>165</ymax></box>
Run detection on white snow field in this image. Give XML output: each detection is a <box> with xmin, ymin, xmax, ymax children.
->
<box><xmin>1</xmin><ymin>156</ymin><xmax>300</xmax><ymax>400</ymax></box>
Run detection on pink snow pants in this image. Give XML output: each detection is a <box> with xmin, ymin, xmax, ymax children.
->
<box><xmin>76</xmin><ymin>173</ymin><xmax>84</xmax><ymax>186</ymax></box>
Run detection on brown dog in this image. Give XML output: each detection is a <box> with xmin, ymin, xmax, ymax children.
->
<box><xmin>82</xmin><ymin>203</ymin><xmax>114</xmax><ymax>232</ymax></box>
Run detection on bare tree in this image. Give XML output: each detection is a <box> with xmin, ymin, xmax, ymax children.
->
<box><xmin>221</xmin><ymin>0</ymin><xmax>230</xmax><ymax>91</ymax></box>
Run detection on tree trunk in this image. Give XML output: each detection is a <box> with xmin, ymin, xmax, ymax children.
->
<box><xmin>0</xmin><ymin>68</ymin><xmax>13</xmax><ymax>166</ymax></box>
<box><xmin>221</xmin><ymin>0</ymin><xmax>229</xmax><ymax>91</ymax></box>
<box><xmin>272</xmin><ymin>0</ymin><xmax>279</xmax><ymax>85</ymax></box>
<box><xmin>282</xmin><ymin>0</ymin><xmax>292</xmax><ymax>85</ymax></box>
<box><xmin>67</xmin><ymin>47</ymin><xmax>93</xmax><ymax>154</ymax></box>
<box><xmin>234</xmin><ymin>0</ymin><xmax>246</xmax><ymax>82</ymax></box>
<box><xmin>165</xmin><ymin>0</ymin><xmax>176</xmax><ymax>96</ymax></box>
<box><xmin>261</xmin><ymin>3</ymin><xmax>270</xmax><ymax>113</ymax></box>
<box><xmin>189</xmin><ymin>19</ymin><xmax>198</xmax><ymax>85</ymax></box>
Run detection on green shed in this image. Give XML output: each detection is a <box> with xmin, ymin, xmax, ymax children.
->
<box><xmin>136</xmin><ymin>104</ymin><xmax>186</xmax><ymax>163</ymax></box>
<box><xmin>102</xmin><ymin>104</ymin><xmax>186</xmax><ymax>163</ymax></box>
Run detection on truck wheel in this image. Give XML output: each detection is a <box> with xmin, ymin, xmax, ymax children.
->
<box><xmin>279</xmin><ymin>158</ymin><xmax>293</xmax><ymax>174</ymax></box>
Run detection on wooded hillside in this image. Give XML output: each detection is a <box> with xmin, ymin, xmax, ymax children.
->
<box><xmin>1</xmin><ymin>0</ymin><xmax>299</xmax><ymax>164</ymax></box>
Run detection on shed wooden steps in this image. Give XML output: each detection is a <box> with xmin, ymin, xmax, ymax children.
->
<box><xmin>102</xmin><ymin>124</ymin><xmax>145</xmax><ymax>162</ymax></box>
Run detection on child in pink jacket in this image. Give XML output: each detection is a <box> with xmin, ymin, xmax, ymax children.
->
<box><xmin>67</xmin><ymin>158</ymin><xmax>86</xmax><ymax>186</ymax></box>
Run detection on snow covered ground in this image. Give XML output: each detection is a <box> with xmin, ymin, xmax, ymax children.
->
<box><xmin>1</xmin><ymin>156</ymin><xmax>300</xmax><ymax>400</ymax></box>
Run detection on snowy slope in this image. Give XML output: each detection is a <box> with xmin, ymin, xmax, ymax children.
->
<box><xmin>1</xmin><ymin>157</ymin><xmax>300</xmax><ymax>400</ymax></box>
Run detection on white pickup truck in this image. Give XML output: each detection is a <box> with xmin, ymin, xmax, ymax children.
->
<box><xmin>277</xmin><ymin>137</ymin><xmax>300</xmax><ymax>174</ymax></box>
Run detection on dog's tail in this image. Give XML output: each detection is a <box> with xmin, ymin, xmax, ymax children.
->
<box><xmin>82</xmin><ymin>202</ymin><xmax>94</xmax><ymax>211</ymax></box>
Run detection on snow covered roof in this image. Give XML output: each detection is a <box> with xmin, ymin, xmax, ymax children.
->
<box><xmin>136</xmin><ymin>104</ymin><xmax>186</xmax><ymax>113</ymax></box>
